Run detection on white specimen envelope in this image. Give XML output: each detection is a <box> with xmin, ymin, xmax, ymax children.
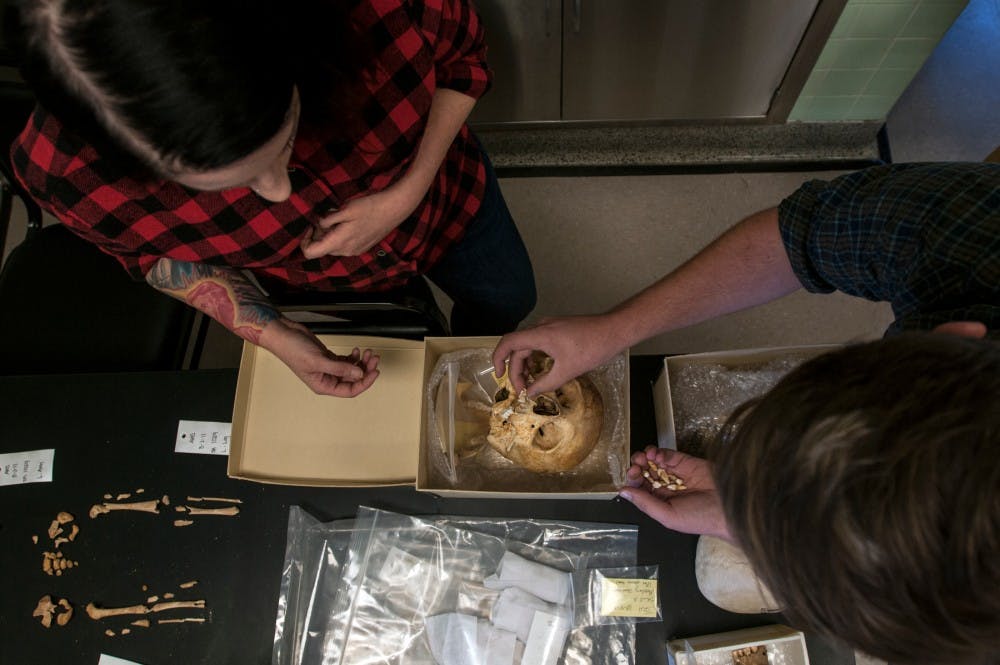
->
<box><xmin>491</xmin><ymin>587</ymin><xmax>572</xmax><ymax>643</ymax></box>
<box><xmin>98</xmin><ymin>655</ymin><xmax>145</xmax><ymax>665</ymax></box>
<box><xmin>484</xmin><ymin>551</ymin><xmax>573</xmax><ymax>605</ymax></box>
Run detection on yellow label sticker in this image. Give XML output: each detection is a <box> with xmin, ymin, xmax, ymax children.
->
<box><xmin>600</xmin><ymin>577</ymin><xmax>658</xmax><ymax>618</ymax></box>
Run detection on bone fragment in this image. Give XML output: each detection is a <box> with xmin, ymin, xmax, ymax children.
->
<box><xmin>158</xmin><ymin>617</ymin><xmax>206</xmax><ymax>624</ymax></box>
<box><xmin>136</xmin><ymin>488</ymin><xmax>145</xmax><ymax>494</ymax></box>
<box><xmin>89</xmin><ymin>499</ymin><xmax>160</xmax><ymax>518</ymax></box>
<box><xmin>185</xmin><ymin>506</ymin><xmax>239</xmax><ymax>516</ymax></box>
<box><xmin>68</xmin><ymin>524</ymin><xmax>80</xmax><ymax>541</ymax></box>
<box><xmin>56</xmin><ymin>599</ymin><xmax>73</xmax><ymax>626</ymax></box>
<box><xmin>32</xmin><ymin>534</ymin><xmax>38</xmax><ymax>544</ymax></box>
<box><xmin>131</xmin><ymin>619</ymin><xmax>150</xmax><ymax>627</ymax></box>
<box><xmin>186</xmin><ymin>496</ymin><xmax>243</xmax><ymax>504</ymax></box>
<box><xmin>179</xmin><ymin>581</ymin><xmax>198</xmax><ymax>589</ymax></box>
<box><xmin>103</xmin><ymin>494</ymin><xmax>112</xmax><ymax>500</ymax></box>
<box><xmin>56</xmin><ymin>511</ymin><xmax>74</xmax><ymax>524</ymax></box>
<box><xmin>121</xmin><ymin>628</ymin><xmax>131</xmax><ymax>635</ymax></box>
<box><xmin>146</xmin><ymin>596</ymin><xmax>159</xmax><ymax>604</ymax></box>
<box><xmin>142</xmin><ymin>585</ymin><xmax>148</xmax><ymax>591</ymax></box>
<box><xmin>86</xmin><ymin>603</ymin><xmax>149</xmax><ymax>620</ymax></box>
<box><xmin>175</xmin><ymin>506</ymin><xmax>187</xmax><ymax>512</ymax></box>
<box><xmin>54</xmin><ymin>537</ymin><xmax>69</xmax><ymax>548</ymax></box>
<box><xmin>43</xmin><ymin>556</ymin><xmax>52</xmax><ymax>575</ymax></box>
<box><xmin>163</xmin><ymin>593</ymin><xmax>175</xmax><ymax>599</ymax></box>
<box><xmin>174</xmin><ymin>520</ymin><xmax>194</xmax><ymax>527</ymax></box>
<box><xmin>33</xmin><ymin>596</ymin><xmax>57</xmax><ymax>628</ymax></box>
<box><xmin>116</xmin><ymin>493</ymin><xmax>131</xmax><ymax>500</ymax></box>
<box><xmin>151</xmin><ymin>600</ymin><xmax>205</xmax><ymax>613</ymax></box>
<box><xmin>105</xmin><ymin>629</ymin><xmax>116</xmax><ymax>637</ymax></box>
<box><xmin>162</xmin><ymin>494</ymin><xmax>170</xmax><ymax>506</ymax></box>
<box><xmin>48</xmin><ymin>520</ymin><xmax>61</xmax><ymax>539</ymax></box>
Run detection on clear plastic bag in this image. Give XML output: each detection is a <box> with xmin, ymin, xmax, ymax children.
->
<box><xmin>272</xmin><ymin>507</ymin><xmax>641</xmax><ymax>665</ymax></box>
<box><xmin>425</xmin><ymin>348</ymin><xmax>629</xmax><ymax>492</ymax></box>
<box><xmin>578</xmin><ymin>566</ymin><xmax>661</xmax><ymax>626</ymax></box>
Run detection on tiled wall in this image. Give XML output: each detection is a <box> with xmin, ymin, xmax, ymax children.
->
<box><xmin>789</xmin><ymin>0</ymin><xmax>968</xmax><ymax>121</ymax></box>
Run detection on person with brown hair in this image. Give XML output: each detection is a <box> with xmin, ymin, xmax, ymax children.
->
<box><xmin>492</xmin><ymin>161</ymin><xmax>999</xmax><ymax>662</ymax></box>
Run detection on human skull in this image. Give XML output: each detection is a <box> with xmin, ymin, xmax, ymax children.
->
<box><xmin>486</xmin><ymin>363</ymin><xmax>604</xmax><ymax>473</ymax></box>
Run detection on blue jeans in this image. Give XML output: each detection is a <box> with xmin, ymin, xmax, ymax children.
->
<box><xmin>426</xmin><ymin>151</ymin><xmax>536</xmax><ymax>335</ymax></box>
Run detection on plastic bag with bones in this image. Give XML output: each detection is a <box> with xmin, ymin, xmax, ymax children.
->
<box><xmin>486</xmin><ymin>353</ymin><xmax>604</xmax><ymax>472</ymax></box>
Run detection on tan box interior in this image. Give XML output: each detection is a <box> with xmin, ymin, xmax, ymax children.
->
<box><xmin>667</xmin><ymin>624</ymin><xmax>810</xmax><ymax>665</ymax></box>
<box><xmin>230</xmin><ymin>335</ymin><xmax>629</xmax><ymax>498</ymax></box>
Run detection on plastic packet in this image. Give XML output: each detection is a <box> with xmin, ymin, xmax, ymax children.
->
<box><xmin>577</xmin><ymin>566</ymin><xmax>661</xmax><ymax>627</ymax></box>
<box><xmin>425</xmin><ymin>348</ymin><xmax>629</xmax><ymax>493</ymax></box>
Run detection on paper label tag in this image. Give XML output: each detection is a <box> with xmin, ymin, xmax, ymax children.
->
<box><xmin>0</xmin><ymin>448</ymin><xmax>54</xmax><ymax>486</ymax></box>
<box><xmin>600</xmin><ymin>577</ymin><xmax>658</xmax><ymax>618</ymax></box>
<box><xmin>175</xmin><ymin>420</ymin><xmax>231</xmax><ymax>456</ymax></box>
<box><xmin>522</xmin><ymin>611</ymin><xmax>571</xmax><ymax>665</ymax></box>
<box><xmin>98</xmin><ymin>655</ymin><xmax>145</xmax><ymax>665</ymax></box>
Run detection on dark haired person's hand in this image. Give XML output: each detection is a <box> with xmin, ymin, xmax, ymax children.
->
<box><xmin>619</xmin><ymin>446</ymin><xmax>732</xmax><ymax>542</ymax></box>
<box><xmin>301</xmin><ymin>184</ymin><xmax>419</xmax><ymax>259</ymax></box>
<box><xmin>261</xmin><ymin>318</ymin><xmax>380</xmax><ymax>397</ymax></box>
<box><xmin>492</xmin><ymin>315</ymin><xmax>623</xmax><ymax>395</ymax></box>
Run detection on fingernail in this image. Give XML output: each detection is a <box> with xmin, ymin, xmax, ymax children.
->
<box><xmin>618</xmin><ymin>489</ymin><xmax>633</xmax><ymax>501</ymax></box>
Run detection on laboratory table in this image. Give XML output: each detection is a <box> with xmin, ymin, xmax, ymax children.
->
<box><xmin>0</xmin><ymin>358</ymin><xmax>855</xmax><ymax>665</ymax></box>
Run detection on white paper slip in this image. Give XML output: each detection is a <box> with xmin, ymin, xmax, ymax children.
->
<box><xmin>175</xmin><ymin>420</ymin><xmax>231</xmax><ymax>456</ymax></box>
<box><xmin>98</xmin><ymin>655</ymin><xmax>145</xmax><ymax>665</ymax></box>
<box><xmin>522</xmin><ymin>610</ymin><xmax>571</xmax><ymax>665</ymax></box>
<box><xmin>0</xmin><ymin>448</ymin><xmax>54</xmax><ymax>486</ymax></box>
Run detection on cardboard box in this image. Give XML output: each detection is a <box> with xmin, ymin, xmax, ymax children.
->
<box><xmin>229</xmin><ymin>335</ymin><xmax>629</xmax><ymax>498</ymax></box>
<box><xmin>667</xmin><ymin>624</ymin><xmax>810</xmax><ymax>665</ymax></box>
<box><xmin>653</xmin><ymin>345</ymin><xmax>840</xmax><ymax>450</ymax></box>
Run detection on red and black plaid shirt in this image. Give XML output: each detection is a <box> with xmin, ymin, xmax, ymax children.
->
<box><xmin>10</xmin><ymin>0</ymin><xmax>492</xmax><ymax>291</ymax></box>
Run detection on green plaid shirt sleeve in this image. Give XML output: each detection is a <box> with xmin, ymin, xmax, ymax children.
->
<box><xmin>778</xmin><ymin>163</ymin><xmax>1000</xmax><ymax>337</ymax></box>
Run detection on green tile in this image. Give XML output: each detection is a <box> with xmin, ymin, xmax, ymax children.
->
<box><xmin>800</xmin><ymin>70</ymin><xmax>830</xmax><ymax>96</ymax></box>
<box><xmin>899</xmin><ymin>1</ymin><xmax>967</xmax><ymax>38</ymax></box>
<box><xmin>863</xmin><ymin>67</ymin><xmax>918</xmax><ymax>96</ymax></box>
<box><xmin>801</xmin><ymin>96</ymin><xmax>859</xmax><ymax>121</ymax></box>
<box><xmin>830</xmin><ymin>5</ymin><xmax>861</xmax><ymax>38</ymax></box>
<box><xmin>882</xmin><ymin>38</ymin><xmax>937</xmax><ymax>68</ymax></box>
<box><xmin>846</xmin><ymin>94</ymin><xmax>897</xmax><ymax>119</ymax></box>
<box><xmin>817</xmin><ymin>68</ymin><xmax>878</xmax><ymax>95</ymax></box>
<box><xmin>828</xmin><ymin>38</ymin><xmax>893</xmax><ymax>68</ymax></box>
<box><xmin>849</xmin><ymin>2</ymin><xmax>917</xmax><ymax>38</ymax></box>
<box><xmin>788</xmin><ymin>96</ymin><xmax>815</xmax><ymax>122</ymax></box>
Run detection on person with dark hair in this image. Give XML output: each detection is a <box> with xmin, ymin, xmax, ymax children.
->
<box><xmin>8</xmin><ymin>0</ymin><xmax>536</xmax><ymax>397</ymax></box>
<box><xmin>492</xmin><ymin>162</ymin><xmax>999</xmax><ymax>662</ymax></box>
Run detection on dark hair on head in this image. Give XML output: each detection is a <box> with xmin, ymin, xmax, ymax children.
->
<box><xmin>711</xmin><ymin>334</ymin><xmax>1000</xmax><ymax>665</ymax></box>
<box><xmin>9</xmin><ymin>0</ymin><xmax>371</xmax><ymax>175</ymax></box>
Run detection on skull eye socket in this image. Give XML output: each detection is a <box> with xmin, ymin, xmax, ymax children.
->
<box><xmin>494</xmin><ymin>387</ymin><xmax>510</xmax><ymax>403</ymax></box>
<box><xmin>533</xmin><ymin>395</ymin><xmax>560</xmax><ymax>416</ymax></box>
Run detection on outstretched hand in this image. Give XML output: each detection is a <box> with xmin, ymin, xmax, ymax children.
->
<box><xmin>261</xmin><ymin>318</ymin><xmax>380</xmax><ymax>397</ymax></box>
<box><xmin>619</xmin><ymin>446</ymin><xmax>732</xmax><ymax>542</ymax></box>
<box><xmin>491</xmin><ymin>315</ymin><xmax>622</xmax><ymax>395</ymax></box>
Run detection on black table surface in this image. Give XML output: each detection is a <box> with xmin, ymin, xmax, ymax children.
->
<box><xmin>0</xmin><ymin>357</ymin><xmax>855</xmax><ymax>665</ymax></box>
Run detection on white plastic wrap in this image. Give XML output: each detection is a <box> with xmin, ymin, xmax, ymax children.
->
<box><xmin>273</xmin><ymin>507</ymin><xmax>641</xmax><ymax>665</ymax></box>
<box><xmin>425</xmin><ymin>348</ymin><xmax>629</xmax><ymax>492</ymax></box>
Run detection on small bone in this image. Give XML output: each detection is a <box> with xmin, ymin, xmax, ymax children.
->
<box><xmin>174</xmin><ymin>520</ymin><xmax>194</xmax><ymax>527</ymax></box>
<box><xmin>147</xmin><ymin>596</ymin><xmax>159</xmax><ymax>603</ymax></box>
<box><xmin>175</xmin><ymin>506</ymin><xmax>187</xmax><ymax>512</ymax></box>
<box><xmin>48</xmin><ymin>520</ymin><xmax>61</xmax><ymax>539</ymax></box>
<box><xmin>131</xmin><ymin>619</ymin><xmax>151</xmax><ymax>627</ymax></box>
<box><xmin>151</xmin><ymin>600</ymin><xmax>205</xmax><ymax>613</ymax></box>
<box><xmin>116</xmin><ymin>493</ymin><xmax>131</xmax><ymax>500</ymax></box>
<box><xmin>142</xmin><ymin>585</ymin><xmax>148</xmax><ymax>592</ymax></box>
<box><xmin>68</xmin><ymin>524</ymin><xmax>80</xmax><ymax>541</ymax></box>
<box><xmin>56</xmin><ymin>600</ymin><xmax>73</xmax><ymax>626</ymax></box>
<box><xmin>122</xmin><ymin>628</ymin><xmax>131</xmax><ymax>635</ymax></box>
<box><xmin>89</xmin><ymin>500</ymin><xmax>160</xmax><ymax>518</ymax></box>
<box><xmin>162</xmin><ymin>494</ymin><xmax>170</xmax><ymax>506</ymax></box>
<box><xmin>158</xmin><ymin>617</ymin><xmax>206</xmax><ymax>624</ymax></box>
<box><xmin>43</xmin><ymin>556</ymin><xmax>53</xmax><ymax>575</ymax></box>
<box><xmin>105</xmin><ymin>629</ymin><xmax>116</xmax><ymax>637</ymax></box>
<box><xmin>54</xmin><ymin>537</ymin><xmax>69</xmax><ymax>548</ymax></box>
<box><xmin>56</xmin><ymin>511</ymin><xmax>74</xmax><ymax>524</ymax></box>
<box><xmin>178</xmin><ymin>581</ymin><xmax>198</xmax><ymax>589</ymax></box>
<box><xmin>31</xmin><ymin>535</ymin><xmax>38</xmax><ymax>544</ymax></box>
<box><xmin>136</xmin><ymin>488</ymin><xmax>145</xmax><ymax>494</ymax></box>
<box><xmin>86</xmin><ymin>603</ymin><xmax>149</xmax><ymax>620</ymax></box>
<box><xmin>33</xmin><ymin>596</ymin><xmax>57</xmax><ymax>628</ymax></box>
<box><xmin>186</xmin><ymin>496</ymin><xmax>243</xmax><ymax>504</ymax></box>
<box><xmin>103</xmin><ymin>493</ymin><xmax>112</xmax><ymax>500</ymax></box>
<box><xmin>185</xmin><ymin>506</ymin><xmax>239</xmax><ymax>516</ymax></box>
<box><xmin>163</xmin><ymin>593</ymin><xmax>175</xmax><ymax>599</ymax></box>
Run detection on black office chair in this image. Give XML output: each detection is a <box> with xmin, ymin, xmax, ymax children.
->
<box><xmin>0</xmin><ymin>81</ymin><xmax>200</xmax><ymax>375</ymax></box>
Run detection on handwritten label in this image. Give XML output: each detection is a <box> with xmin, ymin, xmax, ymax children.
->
<box><xmin>98</xmin><ymin>655</ymin><xmax>145</xmax><ymax>665</ymax></box>
<box><xmin>0</xmin><ymin>448</ymin><xmax>54</xmax><ymax>486</ymax></box>
<box><xmin>600</xmin><ymin>577</ymin><xmax>658</xmax><ymax>618</ymax></box>
<box><xmin>175</xmin><ymin>420</ymin><xmax>231</xmax><ymax>456</ymax></box>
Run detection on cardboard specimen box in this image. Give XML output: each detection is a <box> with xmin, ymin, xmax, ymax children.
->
<box><xmin>666</xmin><ymin>624</ymin><xmax>810</xmax><ymax>665</ymax></box>
<box><xmin>229</xmin><ymin>336</ymin><xmax>629</xmax><ymax>498</ymax></box>
<box><xmin>653</xmin><ymin>345</ymin><xmax>840</xmax><ymax>451</ymax></box>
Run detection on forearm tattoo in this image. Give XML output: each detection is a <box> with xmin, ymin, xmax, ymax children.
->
<box><xmin>146</xmin><ymin>258</ymin><xmax>279</xmax><ymax>344</ymax></box>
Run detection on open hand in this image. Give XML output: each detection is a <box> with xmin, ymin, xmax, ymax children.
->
<box><xmin>300</xmin><ymin>185</ymin><xmax>418</xmax><ymax>259</ymax></box>
<box><xmin>619</xmin><ymin>446</ymin><xmax>732</xmax><ymax>541</ymax></box>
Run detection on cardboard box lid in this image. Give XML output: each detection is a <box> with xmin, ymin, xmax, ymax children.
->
<box><xmin>229</xmin><ymin>335</ymin><xmax>426</xmax><ymax>486</ymax></box>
